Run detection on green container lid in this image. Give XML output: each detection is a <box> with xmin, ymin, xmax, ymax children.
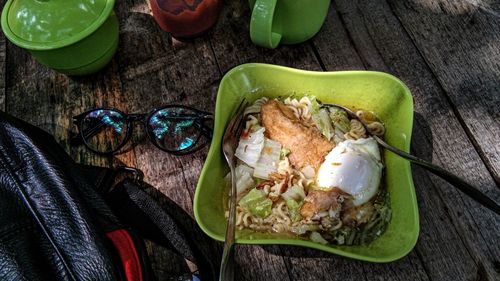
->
<box><xmin>1</xmin><ymin>0</ymin><xmax>115</xmax><ymax>50</ymax></box>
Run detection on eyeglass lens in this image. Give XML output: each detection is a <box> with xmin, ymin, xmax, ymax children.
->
<box><xmin>147</xmin><ymin>107</ymin><xmax>201</xmax><ymax>152</ymax></box>
<box><xmin>80</xmin><ymin>109</ymin><xmax>128</xmax><ymax>153</ymax></box>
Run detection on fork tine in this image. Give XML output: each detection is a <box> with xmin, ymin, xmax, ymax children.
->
<box><xmin>233</xmin><ymin>115</ymin><xmax>245</xmax><ymax>136</ymax></box>
<box><xmin>231</xmin><ymin>101</ymin><xmax>248</xmax><ymax>135</ymax></box>
<box><xmin>226</xmin><ymin>99</ymin><xmax>247</xmax><ymax>134</ymax></box>
<box><xmin>227</xmin><ymin>99</ymin><xmax>245</xmax><ymax>131</ymax></box>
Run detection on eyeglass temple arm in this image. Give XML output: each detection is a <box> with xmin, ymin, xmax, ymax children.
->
<box><xmin>70</xmin><ymin>120</ymin><xmax>107</xmax><ymax>145</ymax></box>
<box><xmin>199</xmin><ymin>123</ymin><xmax>213</xmax><ymax>139</ymax></box>
<box><xmin>197</xmin><ymin>115</ymin><xmax>213</xmax><ymax>139</ymax></box>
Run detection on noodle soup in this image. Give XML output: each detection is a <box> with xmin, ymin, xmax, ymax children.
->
<box><xmin>226</xmin><ymin>96</ymin><xmax>391</xmax><ymax>245</ymax></box>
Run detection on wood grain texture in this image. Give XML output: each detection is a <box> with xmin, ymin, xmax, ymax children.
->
<box><xmin>112</xmin><ymin>0</ymin><xmax>223</xmax><ymax>276</ymax></box>
<box><xmin>388</xmin><ymin>0</ymin><xmax>500</xmax><ymax>185</ymax></box>
<box><xmin>1</xmin><ymin>0</ymin><xmax>499</xmax><ymax>280</ymax></box>
<box><xmin>234</xmin><ymin>245</ymin><xmax>291</xmax><ymax>281</ymax></box>
<box><xmin>314</xmin><ymin>2</ymin><xmax>478</xmax><ymax>280</ymax></box>
<box><xmin>280</xmin><ymin>247</ymin><xmax>366</xmax><ymax>281</ymax></box>
<box><xmin>313</xmin><ymin>0</ymin><xmax>500</xmax><ymax>280</ymax></box>
<box><xmin>209</xmin><ymin>0</ymin><xmax>322</xmax><ymax>73</ymax></box>
<box><xmin>2</xmin><ymin>0</ymin><xmax>222</xmax><ymax>278</ymax></box>
<box><xmin>311</xmin><ymin>5</ymin><xmax>364</xmax><ymax>71</ymax></box>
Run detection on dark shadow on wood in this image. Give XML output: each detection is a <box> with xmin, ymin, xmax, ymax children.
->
<box><xmin>411</xmin><ymin>111</ymin><xmax>433</xmax><ymax>162</ymax></box>
<box><xmin>109</xmin><ymin>173</ymin><xmax>223</xmax><ymax>280</ymax></box>
<box><xmin>264</xmin><ymin>245</ymin><xmax>343</xmax><ymax>259</ymax></box>
<box><xmin>386</xmin><ymin>0</ymin><xmax>500</xmax><ymax>187</ymax></box>
<box><xmin>139</xmin><ymin>180</ymin><xmax>223</xmax><ymax>280</ymax></box>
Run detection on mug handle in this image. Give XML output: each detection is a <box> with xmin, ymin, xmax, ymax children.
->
<box><xmin>249</xmin><ymin>0</ymin><xmax>282</xmax><ymax>49</ymax></box>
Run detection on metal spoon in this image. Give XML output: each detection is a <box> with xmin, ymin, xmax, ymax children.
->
<box><xmin>321</xmin><ymin>103</ymin><xmax>500</xmax><ymax>216</ymax></box>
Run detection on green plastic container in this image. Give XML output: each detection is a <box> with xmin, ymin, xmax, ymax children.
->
<box><xmin>249</xmin><ymin>0</ymin><xmax>330</xmax><ymax>48</ymax></box>
<box><xmin>1</xmin><ymin>0</ymin><xmax>118</xmax><ymax>75</ymax></box>
<box><xmin>193</xmin><ymin>63</ymin><xmax>419</xmax><ymax>262</ymax></box>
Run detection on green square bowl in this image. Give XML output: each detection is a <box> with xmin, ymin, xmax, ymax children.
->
<box><xmin>193</xmin><ymin>63</ymin><xmax>419</xmax><ymax>262</ymax></box>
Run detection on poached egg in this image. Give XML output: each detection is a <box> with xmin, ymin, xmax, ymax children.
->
<box><xmin>316</xmin><ymin>137</ymin><xmax>383</xmax><ymax>206</ymax></box>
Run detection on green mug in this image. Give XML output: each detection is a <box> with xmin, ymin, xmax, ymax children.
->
<box><xmin>249</xmin><ymin>0</ymin><xmax>330</xmax><ymax>49</ymax></box>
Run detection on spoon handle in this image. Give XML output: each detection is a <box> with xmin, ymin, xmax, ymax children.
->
<box><xmin>372</xmin><ymin>136</ymin><xmax>500</xmax><ymax>215</ymax></box>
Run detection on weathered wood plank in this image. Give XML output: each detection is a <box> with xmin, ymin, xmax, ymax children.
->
<box><xmin>362</xmin><ymin>251</ymin><xmax>430</xmax><ymax>281</ymax></box>
<box><xmin>111</xmin><ymin>0</ymin><xmax>221</xmax><ymax>212</ymax></box>
<box><xmin>111</xmin><ymin>1</ymin><xmax>224</xmax><ymax>277</ymax></box>
<box><xmin>4</xmin><ymin>0</ymin><xmax>222</xmax><ymax>278</ymax></box>
<box><xmin>140</xmin><ymin>182</ymin><xmax>223</xmax><ymax>280</ymax></box>
<box><xmin>388</xmin><ymin>0</ymin><xmax>500</xmax><ymax>185</ymax></box>
<box><xmin>312</xmin><ymin>0</ymin><xmax>500</xmax><ymax>280</ymax></box>
<box><xmin>3</xmin><ymin>39</ymin><xmax>114</xmax><ymax>166</ymax></box>
<box><xmin>235</xmin><ymin>245</ymin><xmax>291</xmax><ymax>281</ymax></box>
<box><xmin>314</xmin><ymin>3</ymin><xmax>480</xmax><ymax>280</ymax></box>
<box><xmin>209</xmin><ymin>0</ymin><xmax>322</xmax><ymax>73</ymax></box>
<box><xmin>280</xmin><ymin>247</ymin><xmax>366</xmax><ymax>281</ymax></box>
<box><xmin>311</xmin><ymin>4</ymin><xmax>364</xmax><ymax>71</ymax></box>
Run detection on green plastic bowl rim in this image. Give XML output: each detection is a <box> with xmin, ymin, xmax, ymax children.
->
<box><xmin>1</xmin><ymin>0</ymin><xmax>116</xmax><ymax>50</ymax></box>
<box><xmin>193</xmin><ymin>63</ymin><xmax>419</xmax><ymax>263</ymax></box>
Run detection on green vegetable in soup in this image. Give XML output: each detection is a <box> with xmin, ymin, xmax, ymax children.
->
<box><xmin>286</xmin><ymin>199</ymin><xmax>303</xmax><ymax>222</ymax></box>
<box><xmin>310</xmin><ymin>231</ymin><xmax>328</xmax><ymax>245</ymax></box>
<box><xmin>280</xmin><ymin>147</ymin><xmax>291</xmax><ymax>158</ymax></box>
<box><xmin>239</xmin><ymin>188</ymin><xmax>272</xmax><ymax>218</ymax></box>
<box><xmin>329</xmin><ymin>107</ymin><xmax>351</xmax><ymax>133</ymax></box>
<box><xmin>308</xmin><ymin>96</ymin><xmax>334</xmax><ymax>140</ymax></box>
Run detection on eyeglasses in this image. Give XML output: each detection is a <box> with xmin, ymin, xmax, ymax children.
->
<box><xmin>72</xmin><ymin>105</ymin><xmax>213</xmax><ymax>155</ymax></box>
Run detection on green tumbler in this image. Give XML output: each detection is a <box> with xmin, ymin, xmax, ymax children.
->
<box><xmin>249</xmin><ymin>0</ymin><xmax>330</xmax><ymax>49</ymax></box>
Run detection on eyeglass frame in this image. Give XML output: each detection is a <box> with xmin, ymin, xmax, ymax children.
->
<box><xmin>72</xmin><ymin>105</ymin><xmax>213</xmax><ymax>155</ymax></box>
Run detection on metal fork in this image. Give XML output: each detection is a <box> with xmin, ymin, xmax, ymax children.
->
<box><xmin>322</xmin><ymin>103</ymin><xmax>500</xmax><ymax>215</ymax></box>
<box><xmin>219</xmin><ymin>99</ymin><xmax>248</xmax><ymax>281</ymax></box>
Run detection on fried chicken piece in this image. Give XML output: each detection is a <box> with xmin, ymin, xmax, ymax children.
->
<box><xmin>300</xmin><ymin>189</ymin><xmax>343</xmax><ymax>218</ymax></box>
<box><xmin>261</xmin><ymin>100</ymin><xmax>333</xmax><ymax>170</ymax></box>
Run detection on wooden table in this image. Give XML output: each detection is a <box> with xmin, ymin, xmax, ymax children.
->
<box><xmin>1</xmin><ymin>0</ymin><xmax>498</xmax><ymax>280</ymax></box>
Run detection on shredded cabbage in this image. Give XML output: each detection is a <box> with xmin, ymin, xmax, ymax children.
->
<box><xmin>251</xmin><ymin>124</ymin><xmax>262</xmax><ymax>132</ymax></box>
<box><xmin>239</xmin><ymin>188</ymin><xmax>272</xmax><ymax>218</ymax></box>
<box><xmin>312</xmin><ymin>108</ymin><xmax>334</xmax><ymax>140</ymax></box>
<box><xmin>291</xmin><ymin>224</ymin><xmax>320</xmax><ymax>235</ymax></box>
<box><xmin>300</xmin><ymin>166</ymin><xmax>315</xmax><ymax>179</ymax></box>
<box><xmin>306</xmin><ymin>97</ymin><xmax>334</xmax><ymax>140</ymax></box>
<box><xmin>282</xmin><ymin>185</ymin><xmax>306</xmax><ymax>223</ymax></box>
<box><xmin>307</xmin><ymin>95</ymin><xmax>320</xmax><ymax>114</ymax></box>
<box><xmin>235</xmin><ymin>164</ymin><xmax>255</xmax><ymax>197</ymax></box>
<box><xmin>286</xmin><ymin>199</ymin><xmax>303</xmax><ymax>222</ymax></box>
<box><xmin>253</xmin><ymin>138</ymin><xmax>281</xmax><ymax>179</ymax></box>
<box><xmin>329</xmin><ymin>107</ymin><xmax>351</xmax><ymax>133</ymax></box>
<box><xmin>310</xmin><ymin>231</ymin><xmax>329</xmax><ymax>245</ymax></box>
<box><xmin>281</xmin><ymin>185</ymin><xmax>306</xmax><ymax>201</ymax></box>
<box><xmin>235</xmin><ymin>127</ymin><xmax>265</xmax><ymax>167</ymax></box>
<box><xmin>280</xmin><ymin>147</ymin><xmax>290</xmax><ymax>158</ymax></box>
<box><xmin>329</xmin><ymin>107</ymin><xmax>351</xmax><ymax>143</ymax></box>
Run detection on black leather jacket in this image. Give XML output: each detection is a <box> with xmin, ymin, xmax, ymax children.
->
<box><xmin>0</xmin><ymin>111</ymin><xmax>122</xmax><ymax>280</ymax></box>
<box><xmin>0</xmin><ymin>111</ymin><xmax>218</xmax><ymax>281</ymax></box>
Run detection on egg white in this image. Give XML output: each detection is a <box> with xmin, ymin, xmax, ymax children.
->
<box><xmin>316</xmin><ymin>137</ymin><xmax>383</xmax><ymax>205</ymax></box>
